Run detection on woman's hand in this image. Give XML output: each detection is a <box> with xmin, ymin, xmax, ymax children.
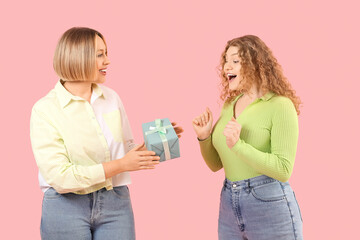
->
<box><xmin>223</xmin><ymin>117</ymin><xmax>242</xmax><ymax>149</ymax></box>
<box><xmin>171</xmin><ymin>122</ymin><xmax>184</xmax><ymax>138</ymax></box>
<box><xmin>103</xmin><ymin>143</ymin><xmax>160</xmax><ymax>179</ymax></box>
<box><xmin>192</xmin><ymin>107</ymin><xmax>213</xmax><ymax>140</ymax></box>
<box><xmin>121</xmin><ymin>143</ymin><xmax>160</xmax><ymax>171</ymax></box>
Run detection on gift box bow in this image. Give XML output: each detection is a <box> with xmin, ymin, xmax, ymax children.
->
<box><xmin>145</xmin><ymin>119</ymin><xmax>173</xmax><ymax>160</ymax></box>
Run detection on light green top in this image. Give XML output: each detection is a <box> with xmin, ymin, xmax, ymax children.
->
<box><xmin>199</xmin><ymin>92</ymin><xmax>299</xmax><ymax>182</ymax></box>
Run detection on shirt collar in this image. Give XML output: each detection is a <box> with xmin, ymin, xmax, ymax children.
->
<box><xmin>260</xmin><ymin>91</ymin><xmax>275</xmax><ymax>101</ymax></box>
<box><xmin>90</xmin><ymin>84</ymin><xmax>105</xmax><ymax>103</ymax></box>
<box><xmin>233</xmin><ymin>91</ymin><xmax>275</xmax><ymax>104</ymax></box>
<box><xmin>92</xmin><ymin>83</ymin><xmax>104</xmax><ymax>98</ymax></box>
<box><xmin>55</xmin><ymin>80</ymin><xmax>105</xmax><ymax>108</ymax></box>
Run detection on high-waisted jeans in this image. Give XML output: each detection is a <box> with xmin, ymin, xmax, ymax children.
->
<box><xmin>218</xmin><ymin>175</ymin><xmax>303</xmax><ymax>240</ymax></box>
<box><xmin>40</xmin><ymin>186</ymin><xmax>135</xmax><ymax>240</ymax></box>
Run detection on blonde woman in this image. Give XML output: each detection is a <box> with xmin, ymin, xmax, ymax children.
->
<box><xmin>192</xmin><ymin>35</ymin><xmax>303</xmax><ymax>240</ymax></box>
<box><xmin>30</xmin><ymin>27</ymin><xmax>182</xmax><ymax>240</ymax></box>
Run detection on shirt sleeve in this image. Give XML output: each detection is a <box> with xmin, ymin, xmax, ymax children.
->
<box><xmin>30</xmin><ymin>107</ymin><xmax>106</xmax><ymax>194</ymax></box>
<box><xmin>198</xmin><ymin>136</ymin><xmax>223</xmax><ymax>172</ymax></box>
<box><xmin>117</xmin><ymin>96</ymin><xmax>136</xmax><ymax>153</ymax></box>
<box><xmin>231</xmin><ymin>99</ymin><xmax>299</xmax><ymax>182</ymax></box>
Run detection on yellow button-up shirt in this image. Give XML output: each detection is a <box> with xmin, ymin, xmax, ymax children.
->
<box><xmin>30</xmin><ymin>81</ymin><xmax>134</xmax><ymax>194</ymax></box>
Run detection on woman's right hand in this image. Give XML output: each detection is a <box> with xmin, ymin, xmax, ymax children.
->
<box><xmin>121</xmin><ymin>143</ymin><xmax>160</xmax><ymax>171</ymax></box>
<box><xmin>192</xmin><ymin>107</ymin><xmax>213</xmax><ymax>140</ymax></box>
<box><xmin>103</xmin><ymin>143</ymin><xmax>160</xmax><ymax>179</ymax></box>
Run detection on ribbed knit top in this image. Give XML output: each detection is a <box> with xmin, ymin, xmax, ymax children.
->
<box><xmin>199</xmin><ymin>92</ymin><xmax>299</xmax><ymax>182</ymax></box>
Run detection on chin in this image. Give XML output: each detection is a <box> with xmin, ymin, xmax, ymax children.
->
<box><xmin>229</xmin><ymin>84</ymin><xmax>239</xmax><ymax>91</ymax></box>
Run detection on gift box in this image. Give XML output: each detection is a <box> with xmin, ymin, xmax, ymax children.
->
<box><xmin>142</xmin><ymin>118</ymin><xmax>180</xmax><ymax>162</ymax></box>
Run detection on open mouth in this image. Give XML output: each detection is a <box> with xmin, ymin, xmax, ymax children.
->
<box><xmin>99</xmin><ymin>69</ymin><xmax>107</xmax><ymax>75</ymax></box>
<box><xmin>227</xmin><ymin>73</ymin><xmax>237</xmax><ymax>81</ymax></box>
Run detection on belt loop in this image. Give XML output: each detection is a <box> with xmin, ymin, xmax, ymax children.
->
<box><xmin>225</xmin><ymin>179</ymin><xmax>230</xmax><ymax>189</ymax></box>
<box><xmin>245</xmin><ymin>179</ymin><xmax>251</xmax><ymax>193</ymax></box>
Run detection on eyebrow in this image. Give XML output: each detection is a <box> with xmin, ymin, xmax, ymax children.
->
<box><xmin>97</xmin><ymin>49</ymin><xmax>107</xmax><ymax>52</ymax></box>
<box><xmin>225</xmin><ymin>53</ymin><xmax>239</xmax><ymax>58</ymax></box>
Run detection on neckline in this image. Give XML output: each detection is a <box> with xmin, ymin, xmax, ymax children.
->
<box><xmin>232</xmin><ymin>92</ymin><xmax>271</xmax><ymax>119</ymax></box>
<box><xmin>233</xmin><ymin>95</ymin><xmax>257</xmax><ymax>120</ymax></box>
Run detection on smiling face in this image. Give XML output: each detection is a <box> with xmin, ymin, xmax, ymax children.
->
<box><xmin>224</xmin><ymin>46</ymin><xmax>242</xmax><ymax>91</ymax></box>
<box><xmin>94</xmin><ymin>35</ymin><xmax>110</xmax><ymax>83</ymax></box>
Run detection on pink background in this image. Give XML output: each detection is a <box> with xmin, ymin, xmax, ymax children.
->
<box><xmin>1</xmin><ymin>0</ymin><xmax>359</xmax><ymax>239</ymax></box>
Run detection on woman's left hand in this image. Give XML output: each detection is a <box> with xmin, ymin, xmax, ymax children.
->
<box><xmin>171</xmin><ymin>122</ymin><xmax>184</xmax><ymax>138</ymax></box>
<box><xmin>223</xmin><ymin>117</ymin><xmax>242</xmax><ymax>149</ymax></box>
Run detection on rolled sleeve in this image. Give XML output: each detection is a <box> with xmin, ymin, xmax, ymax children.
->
<box><xmin>30</xmin><ymin>108</ymin><xmax>106</xmax><ymax>193</ymax></box>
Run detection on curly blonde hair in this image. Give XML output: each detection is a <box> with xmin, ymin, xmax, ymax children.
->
<box><xmin>219</xmin><ymin>35</ymin><xmax>301</xmax><ymax>115</ymax></box>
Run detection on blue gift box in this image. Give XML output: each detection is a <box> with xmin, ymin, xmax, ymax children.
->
<box><xmin>142</xmin><ymin>118</ymin><xmax>180</xmax><ymax>162</ymax></box>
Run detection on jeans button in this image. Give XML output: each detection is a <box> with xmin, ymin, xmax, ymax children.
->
<box><xmin>232</xmin><ymin>184</ymin><xmax>237</xmax><ymax>188</ymax></box>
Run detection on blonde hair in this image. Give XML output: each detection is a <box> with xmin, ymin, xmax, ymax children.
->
<box><xmin>53</xmin><ymin>27</ymin><xmax>107</xmax><ymax>81</ymax></box>
<box><xmin>219</xmin><ymin>35</ymin><xmax>302</xmax><ymax>115</ymax></box>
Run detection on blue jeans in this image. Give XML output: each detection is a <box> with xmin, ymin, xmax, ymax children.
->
<box><xmin>218</xmin><ymin>175</ymin><xmax>303</xmax><ymax>240</ymax></box>
<box><xmin>41</xmin><ymin>186</ymin><xmax>135</xmax><ymax>240</ymax></box>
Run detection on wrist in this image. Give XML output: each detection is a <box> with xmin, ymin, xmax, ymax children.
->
<box><xmin>198</xmin><ymin>133</ymin><xmax>211</xmax><ymax>141</ymax></box>
<box><xmin>116</xmin><ymin>157</ymin><xmax>127</xmax><ymax>173</ymax></box>
<box><xmin>230</xmin><ymin>138</ymin><xmax>242</xmax><ymax>151</ymax></box>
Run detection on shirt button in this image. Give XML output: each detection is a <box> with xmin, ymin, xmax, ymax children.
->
<box><xmin>232</xmin><ymin>184</ymin><xmax>237</xmax><ymax>188</ymax></box>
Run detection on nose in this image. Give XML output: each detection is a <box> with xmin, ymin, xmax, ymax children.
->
<box><xmin>224</xmin><ymin>62</ymin><xmax>232</xmax><ymax>71</ymax></box>
<box><xmin>104</xmin><ymin>55</ymin><xmax>110</xmax><ymax>65</ymax></box>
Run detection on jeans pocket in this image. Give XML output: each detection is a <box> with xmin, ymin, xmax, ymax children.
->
<box><xmin>251</xmin><ymin>181</ymin><xmax>286</xmax><ymax>202</ymax></box>
<box><xmin>112</xmin><ymin>186</ymin><xmax>130</xmax><ymax>200</ymax></box>
<box><xmin>43</xmin><ymin>188</ymin><xmax>62</xmax><ymax>200</ymax></box>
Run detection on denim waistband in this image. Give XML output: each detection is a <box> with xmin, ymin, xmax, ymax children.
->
<box><xmin>224</xmin><ymin>175</ymin><xmax>286</xmax><ymax>189</ymax></box>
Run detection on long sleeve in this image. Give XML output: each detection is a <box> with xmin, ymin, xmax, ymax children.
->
<box><xmin>117</xmin><ymin>97</ymin><xmax>136</xmax><ymax>152</ymax></box>
<box><xmin>198</xmin><ymin>136</ymin><xmax>223</xmax><ymax>172</ymax></box>
<box><xmin>30</xmin><ymin>108</ymin><xmax>106</xmax><ymax>194</ymax></box>
<box><xmin>230</xmin><ymin>99</ymin><xmax>299</xmax><ymax>182</ymax></box>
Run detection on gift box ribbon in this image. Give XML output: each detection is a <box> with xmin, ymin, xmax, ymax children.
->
<box><xmin>145</xmin><ymin>119</ymin><xmax>172</xmax><ymax>160</ymax></box>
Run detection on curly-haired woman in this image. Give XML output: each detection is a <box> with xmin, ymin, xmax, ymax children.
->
<box><xmin>192</xmin><ymin>35</ymin><xmax>303</xmax><ymax>240</ymax></box>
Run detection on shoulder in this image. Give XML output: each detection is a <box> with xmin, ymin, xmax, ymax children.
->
<box><xmin>219</xmin><ymin>101</ymin><xmax>232</xmax><ymax>118</ymax></box>
<box><xmin>32</xmin><ymin>89</ymin><xmax>59</xmax><ymax>114</ymax></box>
<box><xmin>99</xmin><ymin>84</ymin><xmax>120</xmax><ymax>100</ymax></box>
<box><xmin>98</xmin><ymin>84</ymin><xmax>118</xmax><ymax>98</ymax></box>
<box><xmin>268</xmin><ymin>95</ymin><xmax>297</xmax><ymax>119</ymax></box>
<box><xmin>221</xmin><ymin>101</ymin><xmax>231</xmax><ymax>110</ymax></box>
<box><xmin>269</xmin><ymin>95</ymin><xmax>295</xmax><ymax>110</ymax></box>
